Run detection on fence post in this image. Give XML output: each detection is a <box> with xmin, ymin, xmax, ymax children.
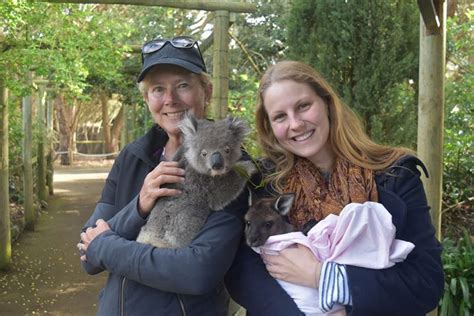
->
<box><xmin>210</xmin><ymin>10</ymin><xmax>230</xmax><ymax>119</ymax></box>
<box><xmin>23</xmin><ymin>72</ymin><xmax>35</xmax><ymax>230</ymax></box>
<box><xmin>46</xmin><ymin>92</ymin><xmax>54</xmax><ymax>196</ymax></box>
<box><xmin>36</xmin><ymin>82</ymin><xmax>47</xmax><ymax>203</ymax></box>
<box><xmin>0</xmin><ymin>81</ymin><xmax>12</xmax><ymax>269</ymax></box>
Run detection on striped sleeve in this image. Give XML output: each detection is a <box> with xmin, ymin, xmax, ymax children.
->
<box><xmin>319</xmin><ymin>261</ymin><xmax>352</xmax><ymax>312</ymax></box>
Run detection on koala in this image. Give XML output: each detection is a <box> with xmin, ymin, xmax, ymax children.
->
<box><xmin>244</xmin><ymin>193</ymin><xmax>296</xmax><ymax>247</ymax></box>
<box><xmin>136</xmin><ymin>113</ymin><xmax>256</xmax><ymax>249</ymax></box>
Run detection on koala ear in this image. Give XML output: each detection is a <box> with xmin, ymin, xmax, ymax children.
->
<box><xmin>274</xmin><ymin>193</ymin><xmax>295</xmax><ymax>216</ymax></box>
<box><xmin>226</xmin><ymin>116</ymin><xmax>249</xmax><ymax>138</ymax></box>
<box><xmin>179</xmin><ymin>112</ymin><xmax>198</xmax><ymax>138</ymax></box>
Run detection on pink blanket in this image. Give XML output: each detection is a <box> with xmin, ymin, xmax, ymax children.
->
<box><xmin>253</xmin><ymin>201</ymin><xmax>415</xmax><ymax>269</ymax></box>
<box><xmin>252</xmin><ymin>202</ymin><xmax>414</xmax><ymax>315</ymax></box>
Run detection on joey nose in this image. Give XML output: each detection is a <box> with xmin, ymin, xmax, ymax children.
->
<box><xmin>211</xmin><ymin>152</ymin><xmax>224</xmax><ymax>170</ymax></box>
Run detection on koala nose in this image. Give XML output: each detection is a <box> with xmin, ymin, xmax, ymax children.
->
<box><xmin>211</xmin><ymin>152</ymin><xmax>224</xmax><ymax>170</ymax></box>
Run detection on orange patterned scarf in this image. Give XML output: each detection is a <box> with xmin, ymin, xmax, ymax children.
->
<box><xmin>283</xmin><ymin>157</ymin><xmax>379</xmax><ymax>230</ymax></box>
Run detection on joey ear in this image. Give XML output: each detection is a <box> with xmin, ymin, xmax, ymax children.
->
<box><xmin>179</xmin><ymin>112</ymin><xmax>198</xmax><ymax>137</ymax></box>
<box><xmin>274</xmin><ymin>193</ymin><xmax>295</xmax><ymax>216</ymax></box>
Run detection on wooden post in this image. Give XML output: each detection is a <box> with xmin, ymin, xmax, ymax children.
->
<box><xmin>36</xmin><ymin>83</ymin><xmax>47</xmax><ymax>203</ymax></box>
<box><xmin>417</xmin><ymin>1</ymin><xmax>446</xmax><ymax>243</ymax></box>
<box><xmin>210</xmin><ymin>10</ymin><xmax>230</xmax><ymax>119</ymax></box>
<box><xmin>46</xmin><ymin>93</ymin><xmax>54</xmax><ymax>195</ymax></box>
<box><xmin>0</xmin><ymin>81</ymin><xmax>12</xmax><ymax>269</ymax></box>
<box><xmin>23</xmin><ymin>72</ymin><xmax>35</xmax><ymax>230</ymax></box>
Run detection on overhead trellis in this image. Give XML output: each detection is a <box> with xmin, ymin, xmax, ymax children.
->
<box><xmin>40</xmin><ymin>0</ymin><xmax>257</xmax><ymax>118</ymax></box>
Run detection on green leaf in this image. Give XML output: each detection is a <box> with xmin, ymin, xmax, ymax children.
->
<box><xmin>458</xmin><ymin>277</ymin><xmax>471</xmax><ymax>307</ymax></box>
<box><xmin>450</xmin><ymin>278</ymin><xmax>458</xmax><ymax>296</ymax></box>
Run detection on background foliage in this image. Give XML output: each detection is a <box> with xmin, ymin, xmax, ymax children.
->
<box><xmin>1</xmin><ymin>3</ymin><xmax>472</xmax><ymax>310</ymax></box>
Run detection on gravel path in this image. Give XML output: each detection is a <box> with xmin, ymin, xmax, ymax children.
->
<box><xmin>0</xmin><ymin>163</ymin><xmax>112</xmax><ymax>315</ymax></box>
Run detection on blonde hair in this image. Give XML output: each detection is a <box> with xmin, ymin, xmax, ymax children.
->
<box><xmin>256</xmin><ymin>61</ymin><xmax>413</xmax><ymax>190</ymax></box>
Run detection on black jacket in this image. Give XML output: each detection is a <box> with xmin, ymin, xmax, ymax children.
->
<box><xmin>82</xmin><ymin>125</ymin><xmax>249</xmax><ymax>316</ymax></box>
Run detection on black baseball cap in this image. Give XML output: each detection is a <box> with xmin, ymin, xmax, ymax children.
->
<box><xmin>137</xmin><ymin>39</ymin><xmax>207</xmax><ymax>82</ymax></box>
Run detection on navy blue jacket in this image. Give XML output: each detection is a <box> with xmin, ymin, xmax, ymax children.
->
<box><xmin>225</xmin><ymin>156</ymin><xmax>444</xmax><ymax>316</ymax></box>
<box><xmin>81</xmin><ymin>125</ymin><xmax>249</xmax><ymax>316</ymax></box>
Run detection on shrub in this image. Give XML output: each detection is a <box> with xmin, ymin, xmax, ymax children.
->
<box><xmin>439</xmin><ymin>230</ymin><xmax>474</xmax><ymax>315</ymax></box>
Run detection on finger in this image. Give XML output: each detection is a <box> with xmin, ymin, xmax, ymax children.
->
<box><xmin>80</xmin><ymin>255</ymin><xmax>87</xmax><ymax>261</ymax></box>
<box><xmin>96</xmin><ymin>219</ymin><xmax>105</xmax><ymax>226</ymax></box>
<box><xmin>262</xmin><ymin>253</ymin><xmax>282</xmax><ymax>266</ymax></box>
<box><xmin>156</xmin><ymin>188</ymin><xmax>182</xmax><ymax>198</ymax></box>
<box><xmin>156</xmin><ymin>174</ymin><xmax>185</xmax><ymax>185</ymax></box>
<box><xmin>81</xmin><ymin>232</ymin><xmax>91</xmax><ymax>244</ymax></box>
<box><xmin>151</xmin><ymin>162</ymin><xmax>183</xmax><ymax>176</ymax></box>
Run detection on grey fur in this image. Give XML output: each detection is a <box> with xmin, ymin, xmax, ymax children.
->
<box><xmin>136</xmin><ymin>113</ymin><xmax>256</xmax><ymax>248</ymax></box>
<box><xmin>244</xmin><ymin>193</ymin><xmax>295</xmax><ymax>247</ymax></box>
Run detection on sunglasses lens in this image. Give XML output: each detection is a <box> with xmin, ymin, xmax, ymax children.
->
<box><xmin>142</xmin><ymin>39</ymin><xmax>166</xmax><ymax>54</ymax></box>
<box><xmin>171</xmin><ymin>37</ymin><xmax>196</xmax><ymax>48</ymax></box>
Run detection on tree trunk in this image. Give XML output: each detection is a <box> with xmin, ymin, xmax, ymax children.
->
<box><xmin>110</xmin><ymin>105</ymin><xmax>124</xmax><ymax>156</ymax></box>
<box><xmin>0</xmin><ymin>82</ymin><xmax>11</xmax><ymax>269</ymax></box>
<box><xmin>100</xmin><ymin>92</ymin><xmax>112</xmax><ymax>156</ymax></box>
<box><xmin>55</xmin><ymin>94</ymin><xmax>79</xmax><ymax>165</ymax></box>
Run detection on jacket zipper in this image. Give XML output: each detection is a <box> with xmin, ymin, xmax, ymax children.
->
<box><xmin>177</xmin><ymin>294</ymin><xmax>187</xmax><ymax>316</ymax></box>
<box><xmin>120</xmin><ymin>277</ymin><xmax>127</xmax><ymax>316</ymax></box>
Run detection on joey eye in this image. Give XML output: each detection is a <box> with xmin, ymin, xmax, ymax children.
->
<box><xmin>224</xmin><ymin>146</ymin><xmax>230</xmax><ymax>154</ymax></box>
<box><xmin>264</xmin><ymin>221</ymin><xmax>273</xmax><ymax>229</ymax></box>
<box><xmin>201</xmin><ymin>150</ymin><xmax>208</xmax><ymax>157</ymax></box>
<box><xmin>245</xmin><ymin>220</ymin><xmax>251</xmax><ymax>227</ymax></box>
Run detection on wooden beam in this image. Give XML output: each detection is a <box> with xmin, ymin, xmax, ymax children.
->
<box><xmin>36</xmin><ymin>83</ymin><xmax>47</xmax><ymax>203</ymax></box>
<box><xmin>210</xmin><ymin>10</ymin><xmax>230</xmax><ymax>119</ymax></box>
<box><xmin>0</xmin><ymin>81</ymin><xmax>12</xmax><ymax>269</ymax></box>
<box><xmin>39</xmin><ymin>0</ymin><xmax>256</xmax><ymax>13</ymax></box>
<box><xmin>417</xmin><ymin>0</ymin><xmax>442</xmax><ymax>34</ymax></box>
<box><xmin>23</xmin><ymin>72</ymin><xmax>35</xmax><ymax>231</ymax></box>
<box><xmin>46</xmin><ymin>95</ymin><xmax>54</xmax><ymax>196</ymax></box>
<box><xmin>417</xmin><ymin>1</ymin><xmax>446</xmax><ymax>243</ymax></box>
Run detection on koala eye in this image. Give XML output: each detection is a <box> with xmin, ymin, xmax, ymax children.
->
<box><xmin>245</xmin><ymin>220</ymin><xmax>251</xmax><ymax>227</ymax></box>
<box><xmin>201</xmin><ymin>150</ymin><xmax>208</xmax><ymax>157</ymax></box>
<box><xmin>224</xmin><ymin>146</ymin><xmax>230</xmax><ymax>154</ymax></box>
<box><xmin>264</xmin><ymin>221</ymin><xmax>273</xmax><ymax>229</ymax></box>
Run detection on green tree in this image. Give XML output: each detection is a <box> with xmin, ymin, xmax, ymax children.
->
<box><xmin>287</xmin><ymin>0</ymin><xmax>419</xmax><ymax>147</ymax></box>
<box><xmin>441</xmin><ymin>8</ymin><xmax>473</xmax><ymax>238</ymax></box>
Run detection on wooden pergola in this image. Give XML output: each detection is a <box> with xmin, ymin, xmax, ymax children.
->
<box><xmin>41</xmin><ymin>0</ymin><xmax>257</xmax><ymax>119</ymax></box>
<box><xmin>1</xmin><ymin>1</ymin><xmax>447</xmax><ymax>289</ymax></box>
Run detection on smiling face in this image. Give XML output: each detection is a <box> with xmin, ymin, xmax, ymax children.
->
<box><xmin>143</xmin><ymin>64</ymin><xmax>210</xmax><ymax>138</ymax></box>
<box><xmin>263</xmin><ymin>79</ymin><xmax>335</xmax><ymax>171</ymax></box>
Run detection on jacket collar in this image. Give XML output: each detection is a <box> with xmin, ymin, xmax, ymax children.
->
<box><xmin>128</xmin><ymin>124</ymin><xmax>169</xmax><ymax>168</ymax></box>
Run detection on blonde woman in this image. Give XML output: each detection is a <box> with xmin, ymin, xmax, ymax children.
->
<box><xmin>226</xmin><ymin>61</ymin><xmax>444</xmax><ymax>315</ymax></box>
<box><xmin>78</xmin><ymin>37</ymin><xmax>249</xmax><ymax>315</ymax></box>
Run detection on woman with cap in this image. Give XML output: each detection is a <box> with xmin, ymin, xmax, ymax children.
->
<box><xmin>78</xmin><ymin>36</ymin><xmax>249</xmax><ymax>315</ymax></box>
<box><xmin>225</xmin><ymin>61</ymin><xmax>444</xmax><ymax>315</ymax></box>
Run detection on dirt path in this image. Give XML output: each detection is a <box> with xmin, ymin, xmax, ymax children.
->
<box><xmin>0</xmin><ymin>163</ymin><xmax>113</xmax><ymax>316</ymax></box>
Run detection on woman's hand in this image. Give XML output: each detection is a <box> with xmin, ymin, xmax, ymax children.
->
<box><xmin>78</xmin><ymin>219</ymin><xmax>110</xmax><ymax>261</ymax></box>
<box><xmin>262</xmin><ymin>244</ymin><xmax>322</xmax><ymax>288</ymax></box>
<box><xmin>138</xmin><ymin>161</ymin><xmax>185</xmax><ymax>217</ymax></box>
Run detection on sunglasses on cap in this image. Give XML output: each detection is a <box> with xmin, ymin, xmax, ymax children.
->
<box><xmin>141</xmin><ymin>36</ymin><xmax>206</xmax><ymax>68</ymax></box>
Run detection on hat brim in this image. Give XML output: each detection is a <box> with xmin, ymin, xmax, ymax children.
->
<box><xmin>137</xmin><ymin>58</ymin><xmax>204</xmax><ymax>82</ymax></box>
